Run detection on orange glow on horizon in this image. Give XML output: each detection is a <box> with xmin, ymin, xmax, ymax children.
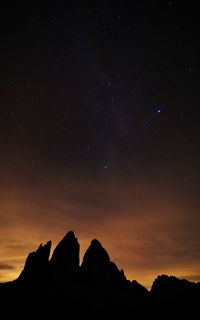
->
<box><xmin>0</xmin><ymin>171</ymin><xmax>200</xmax><ymax>289</ymax></box>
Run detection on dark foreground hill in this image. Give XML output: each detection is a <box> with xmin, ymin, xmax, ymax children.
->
<box><xmin>0</xmin><ymin>231</ymin><xmax>199</xmax><ymax>319</ymax></box>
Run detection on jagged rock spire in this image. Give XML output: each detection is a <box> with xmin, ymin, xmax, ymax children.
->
<box><xmin>81</xmin><ymin>238</ymin><xmax>110</xmax><ymax>269</ymax></box>
<box><xmin>19</xmin><ymin>240</ymin><xmax>51</xmax><ymax>281</ymax></box>
<box><xmin>81</xmin><ymin>238</ymin><xmax>125</xmax><ymax>287</ymax></box>
<box><xmin>49</xmin><ymin>231</ymin><xmax>80</xmax><ymax>285</ymax></box>
<box><xmin>50</xmin><ymin>231</ymin><xmax>79</xmax><ymax>269</ymax></box>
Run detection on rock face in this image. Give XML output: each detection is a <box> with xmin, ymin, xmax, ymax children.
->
<box><xmin>49</xmin><ymin>231</ymin><xmax>80</xmax><ymax>285</ymax></box>
<box><xmin>81</xmin><ymin>239</ymin><xmax>110</xmax><ymax>285</ymax></box>
<box><xmin>19</xmin><ymin>240</ymin><xmax>51</xmax><ymax>282</ymax></box>
<box><xmin>131</xmin><ymin>280</ymin><xmax>149</xmax><ymax>298</ymax></box>
<box><xmin>149</xmin><ymin>275</ymin><xmax>200</xmax><ymax>319</ymax></box>
<box><xmin>109</xmin><ymin>261</ymin><xmax>127</xmax><ymax>287</ymax></box>
<box><xmin>81</xmin><ymin>239</ymin><xmax>126</xmax><ymax>288</ymax></box>
<box><xmin>150</xmin><ymin>274</ymin><xmax>200</xmax><ymax>304</ymax></box>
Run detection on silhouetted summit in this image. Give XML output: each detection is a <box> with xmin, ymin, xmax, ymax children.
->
<box><xmin>50</xmin><ymin>231</ymin><xmax>79</xmax><ymax>285</ymax></box>
<box><xmin>151</xmin><ymin>274</ymin><xmax>200</xmax><ymax>304</ymax></box>
<box><xmin>82</xmin><ymin>238</ymin><xmax>110</xmax><ymax>264</ymax></box>
<box><xmin>0</xmin><ymin>231</ymin><xmax>199</xmax><ymax>319</ymax></box>
<box><xmin>81</xmin><ymin>239</ymin><xmax>110</xmax><ymax>281</ymax></box>
<box><xmin>19</xmin><ymin>240</ymin><xmax>51</xmax><ymax>282</ymax></box>
<box><xmin>51</xmin><ymin>231</ymin><xmax>79</xmax><ymax>267</ymax></box>
<box><xmin>81</xmin><ymin>238</ymin><xmax>127</xmax><ymax>289</ymax></box>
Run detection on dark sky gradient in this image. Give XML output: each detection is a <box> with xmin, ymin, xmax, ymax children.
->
<box><xmin>0</xmin><ymin>1</ymin><xmax>200</xmax><ymax>288</ymax></box>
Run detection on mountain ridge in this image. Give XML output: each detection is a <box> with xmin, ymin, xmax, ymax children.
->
<box><xmin>0</xmin><ymin>230</ymin><xmax>199</xmax><ymax>319</ymax></box>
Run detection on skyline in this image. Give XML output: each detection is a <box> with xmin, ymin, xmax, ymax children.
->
<box><xmin>1</xmin><ymin>170</ymin><xmax>200</xmax><ymax>289</ymax></box>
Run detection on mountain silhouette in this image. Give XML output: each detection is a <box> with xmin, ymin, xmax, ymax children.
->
<box><xmin>19</xmin><ymin>240</ymin><xmax>51</xmax><ymax>282</ymax></box>
<box><xmin>49</xmin><ymin>231</ymin><xmax>79</xmax><ymax>287</ymax></box>
<box><xmin>0</xmin><ymin>231</ymin><xmax>199</xmax><ymax>319</ymax></box>
<box><xmin>81</xmin><ymin>238</ymin><xmax>126</xmax><ymax>287</ymax></box>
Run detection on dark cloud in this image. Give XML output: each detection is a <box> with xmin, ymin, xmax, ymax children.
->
<box><xmin>0</xmin><ymin>238</ymin><xmax>27</xmax><ymax>249</ymax></box>
<box><xmin>0</xmin><ymin>263</ymin><xmax>15</xmax><ymax>270</ymax></box>
<box><xmin>181</xmin><ymin>275</ymin><xmax>200</xmax><ymax>282</ymax></box>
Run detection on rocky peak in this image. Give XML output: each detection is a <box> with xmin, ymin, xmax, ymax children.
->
<box><xmin>81</xmin><ymin>238</ymin><xmax>110</xmax><ymax>270</ymax></box>
<box><xmin>91</xmin><ymin>239</ymin><xmax>103</xmax><ymax>247</ymax></box>
<box><xmin>150</xmin><ymin>274</ymin><xmax>200</xmax><ymax>304</ymax></box>
<box><xmin>19</xmin><ymin>240</ymin><xmax>51</xmax><ymax>281</ymax></box>
<box><xmin>49</xmin><ymin>231</ymin><xmax>80</xmax><ymax>284</ymax></box>
<box><xmin>50</xmin><ymin>231</ymin><xmax>79</xmax><ymax>269</ymax></box>
<box><xmin>81</xmin><ymin>239</ymin><xmax>114</xmax><ymax>286</ymax></box>
<box><xmin>81</xmin><ymin>239</ymin><xmax>132</xmax><ymax>291</ymax></box>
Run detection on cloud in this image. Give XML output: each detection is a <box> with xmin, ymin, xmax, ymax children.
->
<box><xmin>0</xmin><ymin>263</ymin><xmax>15</xmax><ymax>270</ymax></box>
<box><xmin>180</xmin><ymin>274</ymin><xmax>200</xmax><ymax>282</ymax></box>
<box><xmin>180</xmin><ymin>275</ymin><xmax>200</xmax><ymax>282</ymax></box>
<box><xmin>0</xmin><ymin>170</ymin><xmax>200</xmax><ymax>288</ymax></box>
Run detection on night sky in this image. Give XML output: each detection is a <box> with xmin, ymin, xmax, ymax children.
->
<box><xmin>0</xmin><ymin>1</ymin><xmax>200</xmax><ymax>288</ymax></box>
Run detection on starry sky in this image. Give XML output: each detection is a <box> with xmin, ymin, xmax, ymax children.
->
<box><xmin>0</xmin><ymin>1</ymin><xmax>200</xmax><ymax>289</ymax></box>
